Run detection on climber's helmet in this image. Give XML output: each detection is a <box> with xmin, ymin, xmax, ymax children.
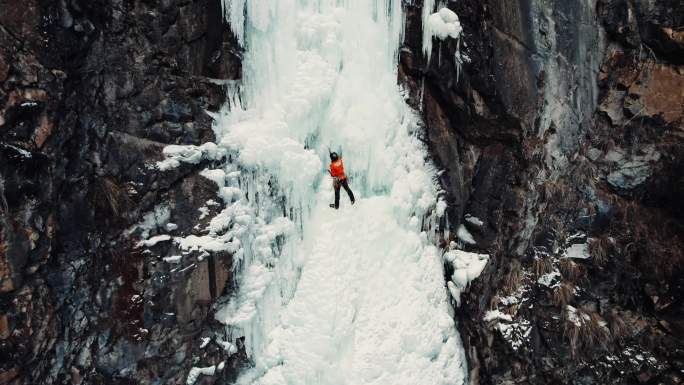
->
<box><xmin>330</xmin><ymin>152</ymin><xmax>339</xmax><ymax>161</ymax></box>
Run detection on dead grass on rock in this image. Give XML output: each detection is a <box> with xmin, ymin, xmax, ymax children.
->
<box><xmin>559</xmin><ymin>258</ymin><xmax>585</xmax><ymax>283</ymax></box>
<box><xmin>532</xmin><ymin>256</ymin><xmax>554</xmax><ymax>277</ymax></box>
<box><xmin>589</xmin><ymin>236</ymin><xmax>611</xmax><ymax>267</ymax></box>
<box><xmin>94</xmin><ymin>176</ymin><xmax>131</xmax><ymax>219</ymax></box>
<box><xmin>502</xmin><ymin>259</ymin><xmax>523</xmax><ymax>295</ymax></box>
<box><xmin>607</xmin><ymin>308</ymin><xmax>631</xmax><ymax>344</ymax></box>
<box><xmin>610</xmin><ymin>200</ymin><xmax>684</xmax><ymax>280</ymax></box>
<box><xmin>553</xmin><ymin>281</ymin><xmax>575</xmax><ymax>306</ymax></box>
<box><xmin>563</xmin><ymin>306</ymin><xmax>612</xmax><ymax>358</ymax></box>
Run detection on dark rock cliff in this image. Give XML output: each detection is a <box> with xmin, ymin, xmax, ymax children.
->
<box><xmin>401</xmin><ymin>0</ymin><xmax>683</xmax><ymax>384</ymax></box>
<box><xmin>0</xmin><ymin>1</ymin><xmax>242</xmax><ymax>383</ymax></box>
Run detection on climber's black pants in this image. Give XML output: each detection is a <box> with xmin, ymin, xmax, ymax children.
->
<box><xmin>334</xmin><ymin>179</ymin><xmax>355</xmax><ymax>208</ymax></box>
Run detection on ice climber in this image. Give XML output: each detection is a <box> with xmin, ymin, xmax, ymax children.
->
<box><xmin>328</xmin><ymin>151</ymin><xmax>355</xmax><ymax>209</ymax></box>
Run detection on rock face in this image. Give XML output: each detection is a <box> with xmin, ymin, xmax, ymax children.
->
<box><xmin>0</xmin><ymin>1</ymin><xmax>243</xmax><ymax>383</ymax></box>
<box><xmin>401</xmin><ymin>0</ymin><xmax>683</xmax><ymax>384</ymax></box>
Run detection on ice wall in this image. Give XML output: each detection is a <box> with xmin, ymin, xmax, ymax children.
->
<box><xmin>173</xmin><ymin>0</ymin><xmax>471</xmax><ymax>383</ymax></box>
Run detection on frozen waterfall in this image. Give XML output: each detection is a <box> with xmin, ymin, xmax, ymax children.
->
<box><xmin>187</xmin><ymin>0</ymin><xmax>468</xmax><ymax>383</ymax></box>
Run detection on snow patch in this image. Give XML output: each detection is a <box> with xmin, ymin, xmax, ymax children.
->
<box><xmin>137</xmin><ymin>234</ymin><xmax>171</xmax><ymax>248</ymax></box>
<box><xmin>125</xmin><ymin>205</ymin><xmax>170</xmax><ymax>239</ymax></box>
<box><xmin>163</xmin><ymin>255</ymin><xmax>182</xmax><ymax>264</ymax></box>
<box><xmin>444</xmin><ymin>249</ymin><xmax>489</xmax><ymax>305</ymax></box>
<box><xmin>198</xmin><ymin>207</ymin><xmax>210</xmax><ymax>220</ymax></box>
<box><xmin>175</xmin><ymin>234</ymin><xmax>239</xmax><ymax>253</ymax></box>
<box><xmin>495</xmin><ymin>319</ymin><xmax>532</xmax><ymax>351</ymax></box>
<box><xmin>464</xmin><ymin>214</ymin><xmax>483</xmax><ymax>227</ymax></box>
<box><xmin>186</xmin><ymin>365</ymin><xmax>216</xmax><ymax>385</ymax></box>
<box><xmin>483</xmin><ymin>310</ymin><xmax>513</xmax><ymax>322</ymax></box>
<box><xmin>436</xmin><ymin>199</ymin><xmax>447</xmax><ymax>217</ymax></box>
<box><xmin>565</xmin><ymin>242</ymin><xmax>590</xmax><ymax>259</ymax></box>
<box><xmin>216</xmin><ymin>339</ymin><xmax>238</xmax><ymax>355</ymax></box>
<box><xmin>422</xmin><ymin>6</ymin><xmax>463</xmax><ymax>64</ymax></box>
<box><xmin>2</xmin><ymin>143</ymin><xmax>32</xmax><ymax>158</ymax></box>
<box><xmin>156</xmin><ymin>142</ymin><xmax>226</xmax><ymax>171</ymax></box>
<box><xmin>537</xmin><ymin>270</ymin><xmax>561</xmax><ymax>288</ymax></box>
<box><xmin>199</xmin><ymin>337</ymin><xmax>210</xmax><ymax>349</ymax></box>
<box><xmin>457</xmin><ymin>224</ymin><xmax>476</xmax><ymax>245</ymax></box>
<box><xmin>428</xmin><ymin>8</ymin><xmax>462</xmax><ymax>40</ymax></box>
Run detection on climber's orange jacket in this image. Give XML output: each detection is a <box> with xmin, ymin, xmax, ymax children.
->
<box><xmin>329</xmin><ymin>159</ymin><xmax>346</xmax><ymax>180</ymax></box>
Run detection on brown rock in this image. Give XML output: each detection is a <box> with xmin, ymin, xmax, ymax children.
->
<box><xmin>0</xmin><ymin>54</ymin><xmax>8</xmax><ymax>82</ymax></box>
<box><xmin>21</xmin><ymin>88</ymin><xmax>47</xmax><ymax>102</ymax></box>
<box><xmin>602</xmin><ymin>49</ymin><xmax>640</xmax><ymax>88</ymax></box>
<box><xmin>33</xmin><ymin>113</ymin><xmax>53</xmax><ymax>148</ymax></box>
<box><xmin>626</xmin><ymin>64</ymin><xmax>684</xmax><ymax>124</ymax></box>
<box><xmin>0</xmin><ymin>0</ymin><xmax>40</xmax><ymax>47</ymax></box>
<box><xmin>637</xmin><ymin>372</ymin><xmax>651</xmax><ymax>383</ymax></box>
<box><xmin>16</xmin><ymin>53</ymin><xmax>43</xmax><ymax>85</ymax></box>
<box><xmin>0</xmin><ymin>251</ymin><xmax>14</xmax><ymax>293</ymax></box>
<box><xmin>3</xmin><ymin>88</ymin><xmax>47</xmax><ymax>109</ymax></box>
<box><xmin>0</xmin><ymin>314</ymin><xmax>9</xmax><ymax>339</ymax></box>
<box><xmin>70</xmin><ymin>367</ymin><xmax>82</xmax><ymax>385</ymax></box>
<box><xmin>598</xmin><ymin>89</ymin><xmax>627</xmax><ymax>125</ymax></box>
<box><xmin>661</xmin><ymin>27</ymin><xmax>684</xmax><ymax>46</ymax></box>
<box><xmin>0</xmin><ymin>367</ymin><xmax>18</xmax><ymax>384</ymax></box>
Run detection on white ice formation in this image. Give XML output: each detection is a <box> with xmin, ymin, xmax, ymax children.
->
<box><xmin>172</xmin><ymin>1</ymin><xmax>479</xmax><ymax>384</ymax></box>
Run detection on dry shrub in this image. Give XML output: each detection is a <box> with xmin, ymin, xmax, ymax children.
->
<box><xmin>614</xmin><ymin>200</ymin><xmax>638</xmax><ymax>223</ymax></box>
<box><xmin>548</xmin><ymin>216</ymin><xmax>568</xmax><ymax>242</ymax></box>
<box><xmin>553</xmin><ymin>281</ymin><xmax>575</xmax><ymax>306</ymax></box>
<box><xmin>563</xmin><ymin>306</ymin><xmax>612</xmax><ymax>358</ymax></box>
<box><xmin>580</xmin><ymin>201</ymin><xmax>597</xmax><ymax>219</ymax></box>
<box><xmin>584</xmin><ymin>310</ymin><xmax>612</xmax><ymax>352</ymax></box>
<box><xmin>502</xmin><ymin>259</ymin><xmax>523</xmax><ymax>294</ymax></box>
<box><xmin>559</xmin><ymin>258</ymin><xmax>584</xmax><ymax>283</ymax></box>
<box><xmin>488</xmin><ymin>295</ymin><xmax>500</xmax><ymax>310</ymax></box>
<box><xmin>564</xmin><ymin>319</ymin><xmax>582</xmax><ymax>357</ymax></box>
<box><xmin>532</xmin><ymin>257</ymin><xmax>553</xmax><ymax>277</ymax></box>
<box><xmin>94</xmin><ymin>176</ymin><xmax>131</xmax><ymax>218</ymax></box>
<box><xmin>522</xmin><ymin>137</ymin><xmax>544</xmax><ymax>162</ymax></box>
<box><xmin>589</xmin><ymin>236</ymin><xmax>611</xmax><ymax>267</ymax></box>
<box><xmin>607</xmin><ymin>308</ymin><xmax>630</xmax><ymax>343</ymax></box>
<box><xmin>610</xmin><ymin>200</ymin><xmax>684</xmax><ymax>280</ymax></box>
<box><xmin>570</xmin><ymin>161</ymin><xmax>599</xmax><ymax>186</ymax></box>
<box><xmin>556</xmin><ymin>186</ymin><xmax>581</xmax><ymax>213</ymax></box>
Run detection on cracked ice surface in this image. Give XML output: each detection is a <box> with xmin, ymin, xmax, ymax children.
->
<box><xmin>196</xmin><ymin>0</ymin><xmax>469</xmax><ymax>384</ymax></box>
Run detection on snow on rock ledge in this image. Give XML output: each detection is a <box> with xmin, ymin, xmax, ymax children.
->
<box><xmin>564</xmin><ymin>242</ymin><xmax>590</xmax><ymax>260</ymax></box>
<box><xmin>428</xmin><ymin>8</ymin><xmax>462</xmax><ymax>40</ymax></box>
<box><xmin>155</xmin><ymin>142</ymin><xmax>226</xmax><ymax>171</ymax></box>
<box><xmin>456</xmin><ymin>224</ymin><xmax>476</xmax><ymax>245</ymax></box>
<box><xmin>444</xmin><ymin>249</ymin><xmax>489</xmax><ymax>306</ymax></box>
<box><xmin>422</xmin><ymin>6</ymin><xmax>463</xmax><ymax>61</ymax></box>
<box><xmin>186</xmin><ymin>365</ymin><xmax>216</xmax><ymax>385</ymax></box>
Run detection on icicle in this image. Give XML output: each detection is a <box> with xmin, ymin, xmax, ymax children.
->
<box><xmin>221</xmin><ymin>0</ymin><xmax>246</xmax><ymax>47</ymax></box>
<box><xmin>421</xmin><ymin>0</ymin><xmax>436</xmax><ymax>60</ymax></box>
<box><xmin>454</xmin><ymin>37</ymin><xmax>463</xmax><ymax>83</ymax></box>
<box><xmin>419</xmin><ymin>75</ymin><xmax>426</xmax><ymax>111</ymax></box>
<box><xmin>422</xmin><ymin>4</ymin><xmax>463</xmax><ymax>64</ymax></box>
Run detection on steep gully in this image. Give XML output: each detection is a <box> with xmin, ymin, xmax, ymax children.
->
<box><xmin>0</xmin><ymin>1</ymin><xmax>683</xmax><ymax>385</ymax></box>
